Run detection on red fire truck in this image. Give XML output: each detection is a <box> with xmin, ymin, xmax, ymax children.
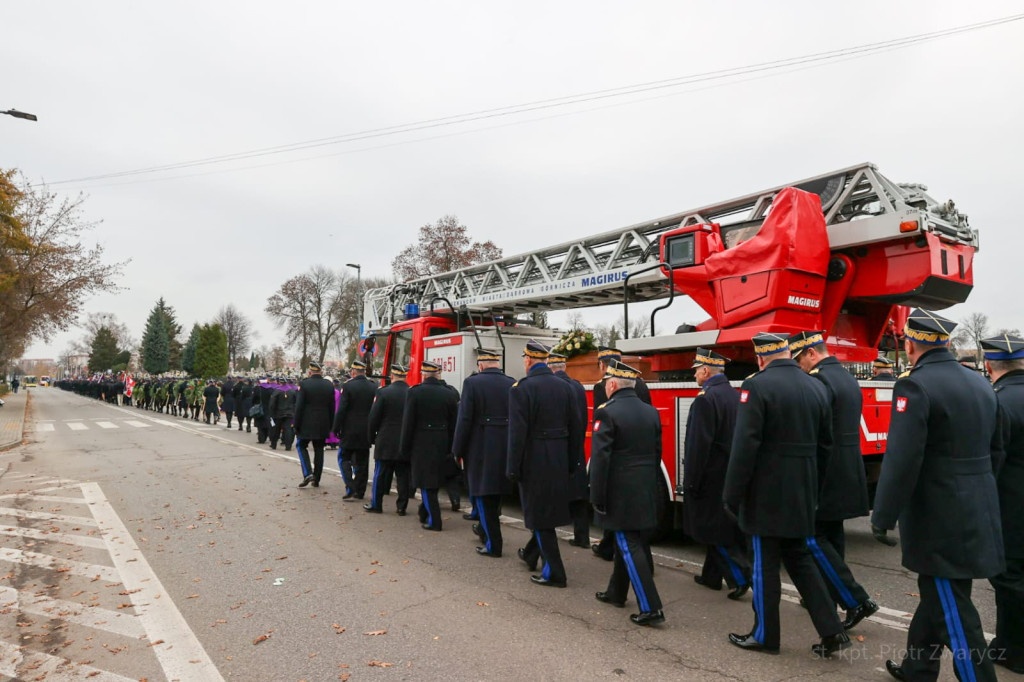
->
<box><xmin>359</xmin><ymin>162</ymin><xmax>977</xmax><ymax>526</ymax></box>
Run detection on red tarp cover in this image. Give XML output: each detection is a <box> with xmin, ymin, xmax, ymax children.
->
<box><xmin>704</xmin><ymin>187</ymin><xmax>830</xmax><ymax>280</ymax></box>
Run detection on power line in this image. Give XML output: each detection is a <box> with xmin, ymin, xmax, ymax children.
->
<box><xmin>45</xmin><ymin>12</ymin><xmax>1024</xmax><ymax>188</ymax></box>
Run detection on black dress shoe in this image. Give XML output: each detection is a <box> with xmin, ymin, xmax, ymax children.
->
<box><xmin>298</xmin><ymin>475</ymin><xmax>315</xmax><ymax>488</ymax></box>
<box><xmin>884</xmin><ymin>660</ymin><xmax>907</xmax><ymax>681</ymax></box>
<box><xmin>530</xmin><ymin>575</ymin><xmax>566</xmax><ymax>588</ymax></box>
<box><xmin>842</xmin><ymin>599</ymin><xmax>879</xmax><ymax>631</ymax></box>
<box><xmin>270</xmin><ymin>443</ymin><xmax>278</xmax><ymax>450</ymax></box>
<box><xmin>811</xmin><ymin>632</ymin><xmax>851</xmax><ymax>658</ymax></box>
<box><xmin>284</xmin><ymin>445</ymin><xmax>291</xmax><ymax>451</ymax></box>
<box><xmin>472</xmin><ymin>523</ymin><xmax>486</xmax><ymax>541</ymax></box>
<box><xmin>363</xmin><ymin>504</ymin><xmax>382</xmax><ymax>513</ymax></box>
<box><xmin>595</xmin><ymin>591</ymin><xmax>625</xmax><ymax>608</ymax></box>
<box><xmin>311</xmin><ymin>481</ymin><xmax>319</xmax><ymax>488</ymax></box>
<box><xmin>694</xmin><ymin>574</ymin><xmax>723</xmax><ymax>591</ymax></box>
<box><xmin>342</xmin><ymin>492</ymin><xmax>355</xmax><ymax>500</ymax></box>
<box><xmin>728</xmin><ymin>633</ymin><xmax>779</xmax><ymax>654</ymax></box>
<box><xmin>475</xmin><ymin>547</ymin><xmax>501</xmax><ymax>558</ymax></box>
<box><xmin>451</xmin><ymin>503</ymin><xmax>461</xmax><ymax>512</ymax></box>
<box><xmin>397</xmin><ymin>509</ymin><xmax>407</xmax><ymax>516</ymax></box>
<box><xmin>727</xmin><ymin>584</ymin><xmax>750</xmax><ymax>600</ymax></box>
<box><xmin>517</xmin><ymin>547</ymin><xmax>538</xmax><ymax>572</ymax></box>
<box><xmin>591</xmin><ymin>543</ymin><xmax>614</xmax><ymax>561</ymax></box>
<box><xmin>568</xmin><ymin>539</ymin><xmax>590</xmax><ymax>548</ymax></box>
<box><xmin>462</xmin><ymin>512</ymin><xmax>477</xmax><ymax>521</ymax></box>
<box><xmin>421</xmin><ymin>524</ymin><xmax>441</xmax><ymax>531</ymax></box>
<box><xmin>630</xmin><ymin>610</ymin><xmax>665</xmax><ymax>626</ymax></box>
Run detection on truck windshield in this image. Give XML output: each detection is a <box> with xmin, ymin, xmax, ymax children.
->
<box><xmin>390</xmin><ymin>330</ymin><xmax>414</xmax><ymax>368</ymax></box>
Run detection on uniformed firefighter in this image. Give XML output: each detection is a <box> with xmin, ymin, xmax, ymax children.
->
<box><xmin>591</xmin><ymin>360</ymin><xmax>665</xmax><ymax>626</ymax></box>
<box><xmin>293</xmin><ymin>361</ymin><xmax>337</xmax><ymax>488</ymax></box>
<box><xmin>452</xmin><ymin>348</ymin><xmax>515</xmax><ymax>557</ymax></box>
<box><xmin>872</xmin><ymin>309</ymin><xmax>1003</xmax><ymax>682</ymax></box>
<box><xmin>333</xmin><ymin>360</ymin><xmax>378</xmax><ymax>500</ymax></box>
<box><xmin>401</xmin><ymin>361</ymin><xmax>459</xmax><ymax>531</ymax></box>
<box><xmin>870</xmin><ymin>356</ymin><xmax>897</xmax><ymax>381</ymax></box>
<box><xmin>366</xmin><ymin>364</ymin><xmax>412</xmax><ymax>515</ymax></box>
<box><xmin>548</xmin><ymin>352</ymin><xmax>591</xmax><ymax>548</ymax></box>
<box><xmin>790</xmin><ymin>331</ymin><xmax>878</xmax><ymax>631</ymax></box>
<box><xmin>684</xmin><ymin>348</ymin><xmax>750</xmax><ymax>600</ymax></box>
<box><xmin>981</xmin><ymin>333</ymin><xmax>1024</xmax><ymax>674</ymax></box>
<box><xmin>723</xmin><ymin>332</ymin><xmax>849</xmax><ymax>657</ymax></box>
<box><xmin>508</xmin><ymin>340</ymin><xmax>583</xmax><ymax>588</ymax></box>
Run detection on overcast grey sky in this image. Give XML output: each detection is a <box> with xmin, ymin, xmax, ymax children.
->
<box><xmin>5</xmin><ymin>1</ymin><xmax>1024</xmax><ymax>361</ymax></box>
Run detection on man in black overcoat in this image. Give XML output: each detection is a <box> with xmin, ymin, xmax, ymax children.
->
<box><xmin>869</xmin><ymin>357</ymin><xmax>897</xmax><ymax>382</ymax></box>
<box><xmin>333</xmin><ymin>360</ymin><xmax>378</xmax><ymax>500</ymax></box>
<box><xmin>591</xmin><ymin>361</ymin><xmax>665</xmax><ymax>626</ymax></box>
<box><xmin>201</xmin><ymin>381</ymin><xmax>221</xmax><ymax>424</ymax></box>
<box><xmin>401</xmin><ymin>361</ymin><xmax>459</xmax><ymax>531</ymax></box>
<box><xmin>453</xmin><ymin>348</ymin><xmax>516</xmax><ymax>557</ymax></box>
<box><xmin>268</xmin><ymin>379</ymin><xmax>296</xmax><ymax>451</ymax></box>
<box><xmin>723</xmin><ymin>332</ymin><xmax>849</xmax><ymax>657</ymax></box>
<box><xmin>547</xmin><ymin>352</ymin><xmax>590</xmax><ymax>549</ymax></box>
<box><xmin>981</xmin><ymin>333</ymin><xmax>1024</xmax><ymax>674</ymax></box>
<box><xmin>791</xmin><ymin>331</ymin><xmax>877</xmax><ymax>630</ymax></box>
<box><xmin>366</xmin><ymin>364</ymin><xmax>411</xmax><ymax>515</ymax></box>
<box><xmin>254</xmin><ymin>379</ymin><xmax>275</xmax><ymax>443</ymax></box>
<box><xmin>293</xmin><ymin>361</ymin><xmax>337</xmax><ymax>488</ymax></box>
<box><xmin>873</xmin><ymin>310</ymin><xmax>1003</xmax><ymax>682</ymax></box>
<box><xmin>221</xmin><ymin>377</ymin><xmax>236</xmax><ymax>428</ymax></box>
<box><xmin>508</xmin><ymin>340</ymin><xmax>583</xmax><ymax>588</ymax></box>
<box><xmin>592</xmin><ymin>346</ymin><xmax>652</xmax><ymax>560</ymax></box>
<box><xmin>684</xmin><ymin>348</ymin><xmax>749</xmax><ymax>600</ymax></box>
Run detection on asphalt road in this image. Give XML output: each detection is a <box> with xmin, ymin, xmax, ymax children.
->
<box><xmin>0</xmin><ymin>387</ymin><xmax>1015</xmax><ymax>681</ymax></box>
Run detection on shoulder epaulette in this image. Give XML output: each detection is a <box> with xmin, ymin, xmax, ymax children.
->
<box><xmin>898</xmin><ymin>370</ymin><xmax>911</xmax><ymax>379</ymax></box>
<box><xmin>696</xmin><ymin>389</ymin><xmax>706</xmax><ymax>397</ymax></box>
<box><xmin>809</xmin><ymin>368</ymin><xmax>821</xmax><ymax>376</ymax></box>
<box><xmin>511</xmin><ymin>381</ymin><xmax>519</xmax><ymax>388</ymax></box>
<box><xmin>597</xmin><ymin>399</ymin><xmax>612</xmax><ymax>410</ymax></box>
<box><xmin>745</xmin><ymin>372</ymin><xmax>757</xmax><ymax>380</ymax></box>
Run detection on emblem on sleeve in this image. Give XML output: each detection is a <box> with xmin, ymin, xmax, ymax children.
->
<box><xmin>594</xmin><ymin>421</ymin><xmax>601</xmax><ymax>432</ymax></box>
<box><xmin>740</xmin><ymin>390</ymin><xmax>749</xmax><ymax>403</ymax></box>
<box><xmin>896</xmin><ymin>397</ymin><xmax>908</xmax><ymax>413</ymax></box>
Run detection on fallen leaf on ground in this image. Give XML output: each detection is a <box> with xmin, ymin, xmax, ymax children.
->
<box><xmin>905</xmin><ymin>592</ymin><xmax>920</xmax><ymax>597</ymax></box>
<box><xmin>186</xmin><ymin>594</ymin><xmax>199</xmax><ymax>599</ymax></box>
<box><xmin>367</xmin><ymin>661</ymin><xmax>393</xmax><ymax>667</ymax></box>
<box><xmin>854</xmin><ymin>635</ymin><xmax>865</xmax><ymax>642</ymax></box>
<box><xmin>363</xmin><ymin>630</ymin><xmax>387</xmax><ymax>636</ymax></box>
<box><xmin>253</xmin><ymin>634</ymin><xmax>270</xmax><ymax>645</ymax></box>
<box><xmin>476</xmin><ymin>602</ymin><xmax>489</xmax><ymax>607</ymax></box>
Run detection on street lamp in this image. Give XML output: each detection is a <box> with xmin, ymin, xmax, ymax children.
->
<box><xmin>346</xmin><ymin>263</ymin><xmax>362</xmax><ymax>338</ymax></box>
<box><xmin>2</xmin><ymin>109</ymin><xmax>38</xmax><ymax>121</ymax></box>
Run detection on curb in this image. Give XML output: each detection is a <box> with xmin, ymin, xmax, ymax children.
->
<box><xmin>0</xmin><ymin>391</ymin><xmax>28</xmax><ymax>452</ymax></box>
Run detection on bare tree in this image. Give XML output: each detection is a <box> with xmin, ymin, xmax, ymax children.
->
<box><xmin>952</xmin><ymin>312</ymin><xmax>990</xmax><ymax>360</ymax></box>
<box><xmin>73</xmin><ymin>312</ymin><xmax>135</xmax><ymax>355</ymax></box>
<box><xmin>266</xmin><ymin>275</ymin><xmax>315</xmax><ymax>363</ymax></box>
<box><xmin>266</xmin><ymin>266</ymin><xmax>353</xmax><ymax>364</ymax></box>
<box><xmin>391</xmin><ymin>215</ymin><xmax>502</xmax><ymax>281</ymax></box>
<box><xmin>269</xmin><ymin>346</ymin><xmax>287</xmax><ymax>372</ymax></box>
<box><xmin>214</xmin><ymin>304</ymin><xmax>253</xmax><ymax>370</ymax></box>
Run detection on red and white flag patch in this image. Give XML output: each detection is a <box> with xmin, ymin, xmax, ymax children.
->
<box><xmin>740</xmin><ymin>390</ymin><xmax>750</xmax><ymax>404</ymax></box>
<box><xmin>593</xmin><ymin>421</ymin><xmax>601</xmax><ymax>432</ymax></box>
<box><xmin>896</xmin><ymin>397</ymin><xmax>908</xmax><ymax>413</ymax></box>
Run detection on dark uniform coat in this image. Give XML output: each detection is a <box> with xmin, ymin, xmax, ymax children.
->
<box><xmin>221</xmin><ymin>380</ymin><xmax>236</xmax><ymax>412</ymax></box>
<box><xmin>589</xmin><ymin>387</ymin><xmax>662</xmax><ymax>531</ymax></box>
<box><xmin>401</xmin><ymin>377</ymin><xmax>459</xmax><ymax>489</ymax></box>
<box><xmin>269</xmin><ymin>387</ymin><xmax>296</xmax><ymax>419</ymax></box>
<box><xmin>452</xmin><ymin>368</ymin><xmax>515</xmax><ymax>497</ymax></box>
<box><xmin>873</xmin><ymin>348</ymin><xmax>1005</xmax><ymax>579</ymax></box>
<box><xmin>593</xmin><ymin>374</ymin><xmax>651</xmax><ymax>414</ymax></box>
<box><xmin>555</xmin><ymin>369</ymin><xmax>589</xmax><ymax>502</ymax></box>
<box><xmin>202</xmin><ymin>384</ymin><xmax>220</xmax><ymax>413</ymax></box>
<box><xmin>507</xmin><ymin>364</ymin><xmax>583</xmax><ymax>529</ymax></box>
<box><xmin>683</xmin><ymin>372</ymin><xmax>741</xmax><ymax>544</ymax></box>
<box><xmin>368</xmin><ymin>380</ymin><xmax>409</xmax><ymax>462</ymax></box>
<box><xmin>993</xmin><ymin>369</ymin><xmax>1024</xmax><ymax>559</ymax></box>
<box><xmin>332</xmin><ymin>375</ymin><xmax>377</xmax><ymax>449</ymax></box>
<box><xmin>809</xmin><ymin>356</ymin><xmax>869</xmax><ymax>521</ymax></box>
<box><xmin>723</xmin><ymin>358</ymin><xmax>833</xmax><ymax>538</ymax></box>
<box><xmin>237</xmin><ymin>382</ymin><xmax>253</xmax><ymax>417</ymax></box>
<box><xmin>293</xmin><ymin>375</ymin><xmax>337</xmax><ymax>440</ymax></box>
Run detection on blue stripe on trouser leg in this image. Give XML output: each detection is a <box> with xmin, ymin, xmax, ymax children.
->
<box><xmin>718</xmin><ymin>546</ymin><xmax>747</xmax><ymax>587</ymax></box>
<box><xmin>536</xmin><ymin>532</ymin><xmax>551</xmax><ymax>579</ymax></box>
<box><xmin>753</xmin><ymin>536</ymin><xmax>765</xmax><ymax>644</ymax></box>
<box><xmin>615</xmin><ymin>532</ymin><xmax>651</xmax><ymax>612</ymax></box>
<box><xmin>370</xmin><ymin>462</ymin><xmax>382</xmax><ymax>507</ymax></box>
<box><xmin>806</xmin><ymin>537</ymin><xmax>857</xmax><ymax>609</ymax></box>
<box><xmin>936</xmin><ymin>577</ymin><xmax>977</xmax><ymax>682</ymax></box>
<box><xmin>338</xmin><ymin>449</ymin><xmax>352</xmax><ymax>494</ymax></box>
<box><xmin>476</xmin><ymin>498</ymin><xmax>491</xmax><ymax>551</ymax></box>
<box><xmin>421</xmin><ymin>489</ymin><xmax>433</xmax><ymax>527</ymax></box>
<box><xmin>297</xmin><ymin>440</ymin><xmax>310</xmax><ymax>476</ymax></box>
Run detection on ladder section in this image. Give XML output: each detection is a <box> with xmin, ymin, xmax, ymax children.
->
<box><xmin>364</xmin><ymin>162</ymin><xmax>975</xmax><ymax>332</ymax></box>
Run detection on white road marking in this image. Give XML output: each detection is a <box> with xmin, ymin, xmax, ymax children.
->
<box><xmin>0</xmin><ymin>506</ymin><xmax>99</xmax><ymax>527</ymax></box>
<box><xmin>0</xmin><ymin>639</ymin><xmax>136</xmax><ymax>681</ymax></box>
<box><xmin>0</xmin><ymin>546</ymin><xmax>119</xmax><ymax>582</ymax></box>
<box><xmin>66</xmin><ymin>422</ymin><xmax>88</xmax><ymax>431</ymax></box>
<box><xmin>81</xmin><ymin>482</ymin><xmax>224</xmax><ymax>681</ymax></box>
<box><xmin>124</xmin><ymin>420</ymin><xmax>149</xmax><ymax>428</ymax></box>
<box><xmin>95</xmin><ymin>421</ymin><xmax>118</xmax><ymax>429</ymax></box>
<box><xmin>0</xmin><ymin>584</ymin><xmax>145</xmax><ymax>638</ymax></box>
<box><xmin>0</xmin><ymin>523</ymin><xmax>107</xmax><ymax>549</ymax></box>
<box><xmin>35</xmin><ymin>422</ymin><xmax>55</xmax><ymax>432</ymax></box>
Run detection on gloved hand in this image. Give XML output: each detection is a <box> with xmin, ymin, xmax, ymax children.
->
<box><xmin>722</xmin><ymin>503</ymin><xmax>739</xmax><ymax>523</ymax></box>
<box><xmin>872</xmin><ymin>525</ymin><xmax>898</xmax><ymax>547</ymax></box>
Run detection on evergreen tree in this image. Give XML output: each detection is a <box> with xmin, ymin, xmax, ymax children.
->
<box><xmin>154</xmin><ymin>297</ymin><xmax>184</xmax><ymax>370</ymax></box>
<box><xmin>87</xmin><ymin>327</ymin><xmax>120</xmax><ymax>373</ymax></box>
<box><xmin>140</xmin><ymin>303</ymin><xmax>170</xmax><ymax>374</ymax></box>
<box><xmin>182</xmin><ymin>323</ymin><xmax>200</xmax><ymax>375</ymax></box>
<box><xmin>193</xmin><ymin>324</ymin><xmax>229</xmax><ymax>378</ymax></box>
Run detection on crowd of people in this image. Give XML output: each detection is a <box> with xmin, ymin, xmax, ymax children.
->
<box><xmin>54</xmin><ymin>307</ymin><xmax>1022</xmax><ymax>680</ymax></box>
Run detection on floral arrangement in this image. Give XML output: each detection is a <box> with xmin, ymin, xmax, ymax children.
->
<box><xmin>552</xmin><ymin>328</ymin><xmax>597</xmax><ymax>359</ymax></box>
